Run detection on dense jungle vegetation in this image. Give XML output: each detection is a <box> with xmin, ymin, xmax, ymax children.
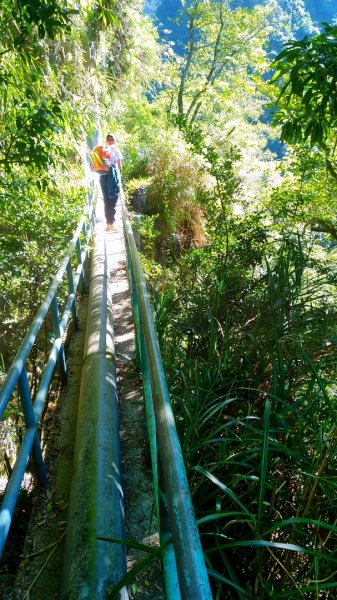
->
<box><xmin>2</xmin><ymin>0</ymin><xmax>337</xmax><ymax>597</ymax></box>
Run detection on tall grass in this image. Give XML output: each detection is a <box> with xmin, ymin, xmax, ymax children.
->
<box><xmin>153</xmin><ymin>232</ymin><xmax>337</xmax><ymax>597</ymax></box>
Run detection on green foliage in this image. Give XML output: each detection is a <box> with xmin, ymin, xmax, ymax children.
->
<box><xmin>121</xmin><ymin>102</ymin><xmax>161</xmax><ymax>181</ymax></box>
<box><xmin>174</xmin><ymin>0</ymin><xmax>271</xmax><ymax>126</ymax></box>
<box><xmin>124</xmin><ymin>123</ymin><xmax>208</xmax><ymax>255</ymax></box>
<box><xmin>157</xmin><ymin>0</ymin><xmax>278</xmax><ymax>209</ymax></box>
<box><xmin>266</xmin><ymin>145</ymin><xmax>337</xmax><ymax>247</ymax></box>
<box><xmin>1</xmin><ymin>97</ymin><xmax>64</xmax><ymax>172</ymax></box>
<box><xmin>271</xmin><ymin>23</ymin><xmax>337</xmax><ymax>148</ymax></box>
<box><xmin>178</xmin><ymin>119</ymin><xmax>241</xmax><ymax>208</ymax></box>
<box><xmin>146</xmin><ymin>131</ymin><xmax>205</xmax><ymax>235</ymax></box>
<box><xmin>17</xmin><ymin>0</ymin><xmax>77</xmax><ymax>39</ymax></box>
<box><xmin>90</xmin><ymin>0</ymin><xmax>120</xmax><ymax>28</ymax></box>
<box><xmin>0</xmin><ymin>0</ymin><xmax>158</xmax><ymax>369</ymax></box>
<box><xmin>0</xmin><ymin>0</ymin><xmax>76</xmax><ymax>61</ymax></box>
<box><xmin>152</xmin><ymin>227</ymin><xmax>337</xmax><ymax>596</ymax></box>
<box><xmin>132</xmin><ymin>214</ymin><xmax>160</xmax><ymax>255</ymax></box>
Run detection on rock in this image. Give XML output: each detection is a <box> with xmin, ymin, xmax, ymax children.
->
<box><xmin>131</xmin><ymin>186</ymin><xmax>150</xmax><ymax>213</ymax></box>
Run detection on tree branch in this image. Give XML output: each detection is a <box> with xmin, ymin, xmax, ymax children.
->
<box><xmin>325</xmin><ymin>158</ymin><xmax>337</xmax><ymax>183</ymax></box>
<box><xmin>177</xmin><ymin>16</ymin><xmax>196</xmax><ymax>117</ymax></box>
<box><xmin>185</xmin><ymin>16</ymin><xmax>267</xmax><ymax>124</ymax></box>
<box><xmin>185</xmin><ymin>1</ymin><xmax>225</xmax><ymax>123</ymax></box>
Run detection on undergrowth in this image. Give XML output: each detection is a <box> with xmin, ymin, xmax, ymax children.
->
<box><xmin>150</xmin><ymin>228</ymin><xmax>337</xmax><ymax>598</ymax></box>
<box><xmin>0</xmin><ymin>489</ymin><xmax>33</xmax><ymax>585</ymax></box>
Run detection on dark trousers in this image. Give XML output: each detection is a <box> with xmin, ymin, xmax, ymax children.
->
<box><xmin>99</xmin><ymin>173</ymin><xmax>118</xmax><ymax>224</ymax></box>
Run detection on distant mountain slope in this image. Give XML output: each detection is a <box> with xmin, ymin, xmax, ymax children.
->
<box><xmin>237</xmin><ymin>0</ymin><xmax>335</xmax><ymax>29</ymax></box>
<box><xmin>143</xmin><ymin>0</ymin><xmax>162</xmax><ymax>17</ymax></box>
<box><xmin>145</xmin><ymin>0</ymin><xmax>336</xmax><ymax>49</ymax></box>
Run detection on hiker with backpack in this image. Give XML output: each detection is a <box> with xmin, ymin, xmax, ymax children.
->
<box><xmin>92</xmin><ymin>133</ymin><xmax>123</xmax><ymax>230</ymax></box>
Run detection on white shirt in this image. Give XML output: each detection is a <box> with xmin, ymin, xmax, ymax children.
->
<box><xmin>108</xmin><ymin>145</ymin><xmax>123</xmax><ymax>166</ymax></box>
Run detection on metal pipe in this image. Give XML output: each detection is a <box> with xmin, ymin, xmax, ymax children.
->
<box><xmin>51</xmin><ymin>295</ymin><xmax>67</xmax><ymax>384</ymax></box>
<box><xmin>66</xmin><ymin>262</ymin><xmax>78</xmax><ymax>329</ymax></box>
<box><xmin>61</xmin><ymin>231</ymin><xmax>127</xmax><ymax>599</ymax></box>
<box><xmin>120</xmin><ymin>194</ymin><xmax>212</xmax><ymax>599</ymax></box>
<box><xmin>0</xmin><ymin>292</ymin><xmax>76</xmax><ymax>555</ymax></box>
<box><xmin>18</xmin><ymin>368</ymin><xmax>47</xmax><ymax>486</ymax></box>
<box><xmin>136</xmin><ymin>295</ymin><xmax>181</xmax><ymax>598</ymax></box>
<box><xmin>0</xmin><ymin>428</ymin><xmax>36</xmax><ymax>557</ymax></box>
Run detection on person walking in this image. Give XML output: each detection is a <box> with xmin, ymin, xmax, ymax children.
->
<box><xmin>92</xmin><ymin>133</ymin><xmax>121</xmax><ymax>229</ymax></box>
<box><xmin>109</xmin><ymin>135</ymin><xmax>123</xmax><ymax>172</ymax></box>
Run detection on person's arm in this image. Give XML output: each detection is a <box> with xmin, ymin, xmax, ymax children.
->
<box><xmin>114</xmin><ymin>147</ymin><xmax>122</xmax><ymax>171</ymax></box>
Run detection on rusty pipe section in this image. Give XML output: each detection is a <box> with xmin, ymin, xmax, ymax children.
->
<box><xmin>61</xmin><ymin>225</ymin><xmax>128</xmax><ymax>599</ymax></box>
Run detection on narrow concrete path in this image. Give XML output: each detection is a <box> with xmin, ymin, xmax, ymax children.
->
<box><xmin>104</xmin><ymin>199</ymin><xmax>164</xmax><ymax>599</ymax></box>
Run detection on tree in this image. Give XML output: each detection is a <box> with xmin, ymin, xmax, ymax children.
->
<box><xmin>174</xmin><ymin>0</ymin><xmax>271</xmax><ymax>126</ymax></box>
<box><xmin>271</xmin><ymin>23</ymin><xmax>337</xmax><ymax>179</ymax></box>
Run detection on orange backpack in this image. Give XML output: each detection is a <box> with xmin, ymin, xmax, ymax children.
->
<box><xmin>91</xmin><ymin>145</ymin><xmax>110</xmax><ymax>172</ymax></box>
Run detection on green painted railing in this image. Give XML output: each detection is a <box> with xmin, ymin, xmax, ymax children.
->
<box><xmin>0</xmin><ymin>189</ymin><xmax>95</xmax><ymax>559</ymax></box>
<box><xmin>120</xmin><ymin>188</ymin><xmax>213</xmax><ymax>599</ymax></box>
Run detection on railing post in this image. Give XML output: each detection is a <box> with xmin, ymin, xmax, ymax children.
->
<box><xmin>131</xmin><ymin>270</ymin><xmax>141</xmax><ymax>367</ymax></box>
<box><xmin>17</xmin><ymin>368</ymin><xmax>47</xmax><ymax>486</ymax></box>
<box><xmin>159</xmin><ymin>491</ymin><xmax>182</xmax><ymax>600</ymax></box>
<box><xmin>66</xmin><ymin>262</ymin><xmax>78</xmax><ymax>329</ymax></box>
<box><xmin>0</xmin><ymin>429</ymin><xmax>37</xmax><ymax>558</ymax></box>
<box><xmin>76</xmin><ymin>237</ymin><xmax>85</xmax><ymax>292</ymax></box>
<box><xmin>50</xmin><ymin>296</ymin><xmax>67</xmax><ymax>384</ymax></box>
<box><xmin>81</xmin><ymin>220</ymin><xmax>91</xmax><ymax>291</ymax></box>
<box><xmin>124</xmin><ymin>231</ymin><xmax>141</xmax><ymax>366</ymax></box>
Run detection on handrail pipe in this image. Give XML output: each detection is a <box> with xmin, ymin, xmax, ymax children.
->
<box><xmin>61</xmin><ymin>220</ymin><xmax>127</xmax><ymax>599</ymax></box>
<box><xmin>120</xmin><ymin>188</ymin><xmax>212</xmax><ymax>599</ymax></box>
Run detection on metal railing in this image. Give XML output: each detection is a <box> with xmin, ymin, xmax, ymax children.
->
<box><xmin>0</xmin><ymin>189</ymin><xmax>95</xmax><ymax>558</ymax></box>
<box><xmin>120</xmin><ymin>189</ymin><xmax>213</xmax><ymax>599</ymax></box>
